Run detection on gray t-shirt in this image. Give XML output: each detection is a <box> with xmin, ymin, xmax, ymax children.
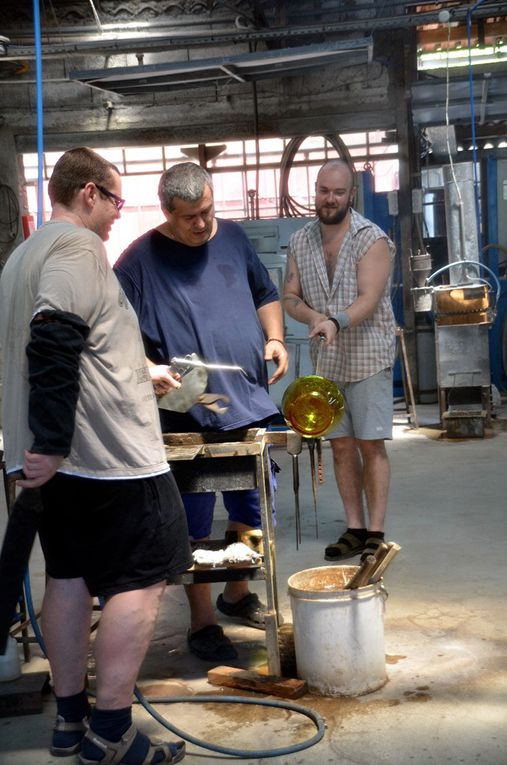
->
<box><xmin>0</xmin><ymin>220</ymin><xmax>168</xmax><ymax>479</ymax></box>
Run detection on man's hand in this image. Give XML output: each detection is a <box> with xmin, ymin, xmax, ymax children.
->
<box><xmin>309</xmin><ymin>318</ymin><xmax>339</xmax><ymax>346</ymax></box>
<box><xmin>309</xmin><ymin>313</ymin><xmax>329</xmax><ymax>333</ymax></box>
<box><xmin>17</xmin><ymin>451</ymin><xmax>64</xmax><ymax>488</ymax></box>
<box><xmin>149</xmin><ymin>365</ymin><xmax>182</xmax><ymax>397</ymax></box>
<box><xmin>264</xmin><ymin>339</ymin><xmax>289</xmax><ymax>385</ymax></box>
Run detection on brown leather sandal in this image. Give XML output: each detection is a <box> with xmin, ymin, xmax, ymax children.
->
<box><xmin>78</xmin><ymin>723</ymin><xmax>185</xmax><ymax>765</ymax></box>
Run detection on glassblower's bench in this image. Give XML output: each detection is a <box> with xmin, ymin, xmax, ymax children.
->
<box><xmin>163</xmin><ymin>428</ymin><xmax>295</xmax><ymax>676</ymax></box>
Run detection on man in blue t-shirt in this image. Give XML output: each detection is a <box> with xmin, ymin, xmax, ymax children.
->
<box><xmin>114</xmin><ymin>162</ymin><xmax>288</xmax><ymax>662</ymax></box>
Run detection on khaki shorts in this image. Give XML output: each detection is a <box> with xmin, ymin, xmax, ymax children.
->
<box><xmin>325</xmin><ymin>368</ymin><xmax>393</xmax><ymax>441</ymax></box>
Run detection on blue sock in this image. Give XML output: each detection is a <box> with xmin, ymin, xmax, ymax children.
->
<box><xmin>56</xmin><ymin>688</ymin><xmax>91</xmax><ymax>721</ymax></box>
<box><xmin>52</xmin><ymin>689</ymin><xmax>90</xmax><ymax>752</ymax></box>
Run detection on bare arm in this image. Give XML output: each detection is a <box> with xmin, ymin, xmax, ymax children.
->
<box><xmin>310</xmin><ymin>238</ymin><xmax>392</xmax><ymax>344</ymax></box>
<box><xmin>282</xmin><ymin>253</ymin><xmax>327</xmax><ymax>331</ymax></box>
<box><xmin>256</xmin><ymin>300</ymin><xmax>289</xmax><ymax>384</ymax></box>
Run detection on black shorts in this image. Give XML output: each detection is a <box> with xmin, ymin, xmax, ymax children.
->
<box><xmin>38</xmin><ymin>471</ymin><xmax>193</xmax><ymax>598</ymax></box>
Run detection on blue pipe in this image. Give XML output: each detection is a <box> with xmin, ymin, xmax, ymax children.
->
<box><xmin>466</xmin><ymin>0</ymin><xmax>486</xmax><ymax>257</ymax></box>
<box><xmin>23</xmin><ymin>570</ymin><xmax>46</xmax><ymax>656</ymax></box>
<box><xmin>33</xmin><ymin>0</ymin><xmax>44</xmax><ymax>228</ymax></box>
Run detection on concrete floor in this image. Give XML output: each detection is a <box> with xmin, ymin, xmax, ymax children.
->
<box><xmin>1</xmin><ymin>403</ymin><xmax>507</xmax><ymax>765</ymax></box>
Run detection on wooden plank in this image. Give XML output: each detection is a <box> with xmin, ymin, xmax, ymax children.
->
<box><xmin>264</xmin><ymin>430</ymin><xmax>290</xmax><ymax>446</ymax></box>
<box><xmin>207</xmin><ymin>666</ymin><xmax>307</xmax><ymax>699</ymax></box>
<box><xmin>163</xmin><ymin>429</ymin><xmax>293</xmax><ymax>449</ymax></box>
<box><xmin>163</xmin><ymin>428</ymin><xmax>264</xmax><ymax>446</ymax></box>
<box><xmin>165</xmin><ymin>442</ymin><xmax>263</xmax><ymax>461</ymax></box>
<box><xmin>165</xmin><ymin>445</ymin><xmax>203</xmax><ymax>461</ymax></box>
<box><xmin>0</xmin><ymin>671</ymin><xmax>50</xmax><ymax>717</ymax></box>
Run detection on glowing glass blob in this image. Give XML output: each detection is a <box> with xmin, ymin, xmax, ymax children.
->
<box><xmin>282</xmin><ymin>375</ymin><xmax>345</xmax><ymax>438</ymax></box>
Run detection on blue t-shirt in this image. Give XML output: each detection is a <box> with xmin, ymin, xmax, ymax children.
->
<box><xmin>114</xmin><ymin>219</ymin><xmax>280</xmax><ymax>431</ymax></box>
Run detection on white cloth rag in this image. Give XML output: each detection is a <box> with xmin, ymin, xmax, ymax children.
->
<box><xmin>192</xmin><ymin>542</ymin><xmax>263</xmax><ymax>567</ymax></box>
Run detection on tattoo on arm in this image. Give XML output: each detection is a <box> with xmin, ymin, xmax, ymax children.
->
<box><xmin>284</xmin><ymin>270</ymin><xmax>295</xmax><ymax>285</ymax></box>
<box><xmin>282</xmin><ymin>296</ymin><xmax>302</xmax><ymax>308</ymax></box>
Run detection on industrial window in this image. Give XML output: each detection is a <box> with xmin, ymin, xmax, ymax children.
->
<box><xmin>22</xmin><ymin>132</ymin><xmax>399</xmax><ymax>264</ymax></box>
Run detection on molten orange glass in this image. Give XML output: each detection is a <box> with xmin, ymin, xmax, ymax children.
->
<box><xmin>281</xmin><ymin>375</ymin><xmax>345</xmax><ymax>438</ymax></box>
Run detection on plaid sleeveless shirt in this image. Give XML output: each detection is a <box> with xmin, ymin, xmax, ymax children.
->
<box><xmin>287</xmin><ymin>209</ymin><xmax>396</xmax><ymax>383</ymax></box>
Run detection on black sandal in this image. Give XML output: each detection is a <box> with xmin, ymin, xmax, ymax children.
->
<box><xmin>324</xmin><ymin>531</ymin><xmax>366</xmax><ymax>561</ymax></box>
<box><xmin>216</xmin><ymin>592</ymin><xmax>267</xmax><ymax>630</ymax></box>
<box><xmin>360</xmin><ymin>537</ymin><xmax>385</xmax><ymax>563</ymax></box>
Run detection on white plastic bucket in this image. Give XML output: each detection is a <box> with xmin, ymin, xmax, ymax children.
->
<box><xmin>288</xmin><ymin>565</ymin><xmax>387</xmax><ymax>697</ymax></box>
<box><xmin>0</xmin><ymin>636</ymin><xmax>22</xmax><ymax>682</ymax></box>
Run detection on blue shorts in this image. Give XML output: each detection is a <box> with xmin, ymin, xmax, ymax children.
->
<box><xmin>182</xmin><ymin>459</ymin><xmax>278</xmax><ymax>540</ymax></box>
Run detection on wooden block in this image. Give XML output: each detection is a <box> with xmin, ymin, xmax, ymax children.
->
<box><xmin>207</xmin><ymin>666</ymin><xmax>307</xmax><ymax>699</ymax></box>
<box><xmin>0</xmin><ymin>671</ymin><xmax>50</xmax><ymax>717</ymax></box>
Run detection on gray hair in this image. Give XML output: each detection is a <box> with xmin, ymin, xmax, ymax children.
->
<box><xmin>158</xmin><ymin>162</ymin><xmax>213</xmax><ymax>211</ymax></box>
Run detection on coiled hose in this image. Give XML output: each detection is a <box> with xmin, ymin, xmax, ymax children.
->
<box><xmin>21</xmin><ymin>572</ymin><xmax>326</xmax><ymax>758</ymax></box>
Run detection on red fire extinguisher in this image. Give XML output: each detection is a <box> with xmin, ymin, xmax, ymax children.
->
<box><xmin>21</xmin><ymin>214</ymin><xmax>35</xmax><ymax>239</ymax></box>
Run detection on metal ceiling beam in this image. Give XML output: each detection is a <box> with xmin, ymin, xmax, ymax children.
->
<box><xmin>1</xmin><ymin>3</ymin><xmax>505</xmax><ymax>61</ymax></box>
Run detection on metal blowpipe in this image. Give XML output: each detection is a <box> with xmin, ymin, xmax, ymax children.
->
<box><xmin>170</xmin><ymin>354</ymin><xmax>247</xmax><ymax>377</ymax></box>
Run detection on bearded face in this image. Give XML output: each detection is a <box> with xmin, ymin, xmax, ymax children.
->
<box><xmin>314</xmin><ymin>164</ymin><xmax>355</xmax><ymax>226</ymax></box>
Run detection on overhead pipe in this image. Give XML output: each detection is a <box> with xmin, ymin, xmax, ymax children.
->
<box><xmin>33</xmin><ymin>0</ymin><xmax>44</xmax><ymax>228</ymax></box>
<box><xmin>3</xmin><ymin>3</ymin><xmax>505</xmax><ymax>60</ymax></box>
<box><xmin>467</xmin><ymin>0</ymin><xmax>487</xmax><ymax>257</ymax></box>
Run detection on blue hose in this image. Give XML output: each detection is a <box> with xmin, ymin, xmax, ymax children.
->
<box><xmin>23</xmin><ymin>570</ymin><xmax>46</xmax><ymax>656</ymax></box>
<box><xmin>134</xmin><ymin>687</ymin><xmax>326</xmax><ymax>759</ymax></box>
<box><xmin>33</xmin><ymin>0</ymin><xmax>44</xmax><ymax>227</ymax></box>
<box><xmin>23</xmin><ymin>575</ymin><xmax>325</xmax><ymax>757</ymax></box>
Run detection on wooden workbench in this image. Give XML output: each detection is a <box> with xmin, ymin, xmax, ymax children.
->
<box><xmin>163</xmin><ymin>428</ymin><xmax>294</xmax><ymax>676</ymax></box>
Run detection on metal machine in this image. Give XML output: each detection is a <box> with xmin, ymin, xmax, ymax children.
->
<box><xmin>412</xmin><ymin>161</ymin><xmax>500</xmax><ymax>437</ymax></box>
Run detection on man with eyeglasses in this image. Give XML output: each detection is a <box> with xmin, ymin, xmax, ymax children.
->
<box><xmin>81</xmin><ymin>181</ymin><xmax>126</xmax><ymax>213</ymax></box>
<box><xmin>0</xmin><ymin>147</ymin><xmax>190</xmax><ymax>765</ymax></box>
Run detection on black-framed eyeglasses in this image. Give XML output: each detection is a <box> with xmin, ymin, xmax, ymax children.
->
<box><xmin>94</xmin><ymin>183</ymin><xmax>126</xmax><ymax>212</ymax></box>
<box><xmin>81</xmin><ymin>182</ymin><xmax>125</xmax><ymax>212</ymax></box>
